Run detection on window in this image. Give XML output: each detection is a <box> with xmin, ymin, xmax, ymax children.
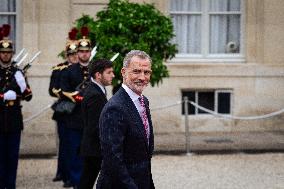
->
<box><xmin>0</xmin><ymin>0</ymin><xmax>18</xmax><ymax>49</ymax></box>
<box><xmin>170</xmin><ymin>0</ymin><xmax>244</xmax><ymax>59</ymax></box>
<box><xmin>182</xmin><ymin>90</ymin><xmax>232</xmax><ymax>115</ymax></box>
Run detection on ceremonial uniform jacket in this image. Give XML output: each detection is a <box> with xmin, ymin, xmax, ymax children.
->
<box><xmin>48</xmin><ymin>61</ymin><xmax>69</xmax><ymax>121</ymax></box>
<box><xmin>0</xmin><ymin>64</ymin><xmax>29</xmax><ymax>133</ymax></box>
<box><xmin>60</xmin><ymin>63</ymin><xmax>89</xmax><ymax>130</ymax></box>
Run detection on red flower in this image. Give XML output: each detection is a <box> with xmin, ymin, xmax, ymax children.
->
<box><xmin>2</xmin><ymin>24</ymin><xmax>11</xmax><ymax>37</ymax></box>
<box><xmin>81</xmin><ymin>26</ymin><xmax>89</xmax><ymax>37</ymax></box>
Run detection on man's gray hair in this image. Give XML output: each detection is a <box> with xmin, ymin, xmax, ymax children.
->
<box><xmin>123</xmin><ymin>50</ymin><xmax>152</xmax><ymax>68</ymax></box>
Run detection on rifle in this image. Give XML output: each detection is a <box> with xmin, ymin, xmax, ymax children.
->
<box><xmin>15</xmin><ymin>53</ymin><xmax>28</xmax><ymax>67</ymax></box>
<box><xmin>89</xmin><ymin>45</ymin><xmax>98</xmax><ymax>61</ymax></box>
<box><xmin>12</xmin><ymin>48</ymin><xmax>26</xmax><ymax>63</ymax></box>
<box><xmin>21</xmin><ymin>51</ymin><xmax>41</xmax><ymax>73</ymax></box>
<box><xmin>110</xmin><ymin>53</ymin><xmax>119</xmax><ymax>62</ymax></box>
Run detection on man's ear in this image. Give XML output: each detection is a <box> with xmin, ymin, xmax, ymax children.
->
<box><xmin>94</xmin><ymin>72</ymin><xmax>101</xmax><ymax>79</ymax></box>
<box><xmin>121</xmin><ymin>68</ymin><xmax>126</xmax><ymax>77</ymax></box>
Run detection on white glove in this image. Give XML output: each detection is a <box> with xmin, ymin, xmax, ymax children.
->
<box><xmin>3</xmin><ymin>90</ymin><xmax>17</xmax><ymax>101</ymax></box>
<box><xmin>14</xmin><ymin>71</ymin><xmax>27</xmax><ymax>93</ymax></box>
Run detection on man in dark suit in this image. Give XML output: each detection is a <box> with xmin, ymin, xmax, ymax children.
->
<box><xmin>97</xmin><ymin>50</ymin><xmax>155</xmax><ymax>189</ymax></box>
<box><xmin>79</xmin><ymin>59</ymin><xmax>114</xmax><ymax>189</ymax></box>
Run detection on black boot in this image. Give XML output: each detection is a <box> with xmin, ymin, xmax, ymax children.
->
<box><xmin>63</xmin><ymin>180</ymin><xmax>73</xmax><ymax>188</ymax></box>
<box><xmin>52</xmin><ymin>174</ymin><xmax>62</xmax><ymax>182</ymax></box>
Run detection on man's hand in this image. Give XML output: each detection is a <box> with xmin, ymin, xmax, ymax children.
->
<box><xmin>3</xmin><ymin>90</ymin><xmax>17</xmax><ymax>101</ymax></box>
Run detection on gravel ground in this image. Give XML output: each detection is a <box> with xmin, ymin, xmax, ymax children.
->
<box><xmin>17</xmin><ymin>153</ymin><xmax>284</xmax><ymax>189</ymax></box>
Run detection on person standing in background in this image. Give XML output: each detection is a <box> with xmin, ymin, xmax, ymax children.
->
<box><xmin>79</xmin><ymin>59</ymin><xmax>114</xmax><ymax>189</ymax></box>
<box><xmin>60</xmin><ymin>26</ymin><xmax>92</xmax><ymax>189</ymax></box>
<box><xmin>48</xmin><ymin>28</ymin><xmax>78</xmax><ymax>188</ymax></box>
<box><xmin>0</xmin><ymin>24</ymin><xmax>33</xmax><ymax>189</ymax></box>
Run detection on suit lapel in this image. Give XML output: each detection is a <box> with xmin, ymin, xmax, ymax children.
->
<box><xmin>92</xmin><ymin>82</ymin><xmax>107</xmax><ymax>99</ymax></box>
<box><xmin>119</xmin><ymin>88</ymin><xmax>150</xmax><ymax>151</ymax></box>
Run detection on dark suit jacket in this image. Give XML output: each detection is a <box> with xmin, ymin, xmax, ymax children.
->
<box><xmin>97</xmin><ymin>87</ymin><xmax>155</xmax><ymax>189</ymax></box>
<box><xmin>80</xmin><ymin>82</ymin><xmax>107</xmax><ymax>157</ymax></box>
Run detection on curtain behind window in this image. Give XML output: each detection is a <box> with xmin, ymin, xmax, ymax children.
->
<box><xmin>171</xmin><ymin>0</ymin><xmax>201</xmax><ymax>54</ymax></box>
<box><xmin>170</xmin><ymin>0</ymin><xmax>241</xmax><ymax>55</ymax></box>
<box><xmin>209</xmin><ymin>0</ymin><xmax>240</xmax><ymax>53</ymax></box>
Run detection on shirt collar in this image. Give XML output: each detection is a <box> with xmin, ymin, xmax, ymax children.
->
<box><xmin>122</xmin><ymin>84</ymin><xmax>141</xmax><ymax>102</ymax></box>
<box><xmin>91</xmin><ymin>77</ymin><xmax>106</xmax><ymax>94</ymax></box>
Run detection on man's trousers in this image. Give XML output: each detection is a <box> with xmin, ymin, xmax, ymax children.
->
<box><xmin>0</xmin><ymin>132</ymin><xmax>21</xmax><ymax>189</ymax></box>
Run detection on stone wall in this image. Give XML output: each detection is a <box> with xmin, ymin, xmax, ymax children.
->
<box><xmin>19</xmin><ymin>0</ymin><xmax>284</xmax><ymax>154</ymax></box>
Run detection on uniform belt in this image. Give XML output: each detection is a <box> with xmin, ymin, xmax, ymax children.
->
<box><xmin>5</xmin><ymin>100</ymin><xmax>20</xmax><ymax>107</ymax></box>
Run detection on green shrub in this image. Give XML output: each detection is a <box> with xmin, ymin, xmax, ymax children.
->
<box><xmin>62</xmin><ymin>0</ymin><xmax>178</xmax><ymax>91</ymax></box>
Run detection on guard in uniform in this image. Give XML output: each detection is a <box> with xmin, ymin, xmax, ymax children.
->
<box><xmin>0</xmin><ymin>24</ymin><xmax>32</xmax><ymax>189</ymax></box>
<box><xmin>49</xmin><ymin>29</ymin><xmax>78</xmax><ymax>188</ymax></box>
<box><xmin>60</xmin><ymin>26</ymin><xmax>92</xmax><ymax>189</ymax></box>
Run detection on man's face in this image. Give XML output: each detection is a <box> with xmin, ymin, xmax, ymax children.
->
<box><xmin>0</xmin><ymin>51</ymin><xmax>13</xmax><ymax>64</ymax></box>
<box><xmin>78</xmin><ymin>50</ymin><xmax>91</xmax><ymax>64</ymax></box>
<box><xmin>121</xmin><ymin>56</ymin><xmax>152</xmax><ymax>95</ymax></box>
<box><xmin>97</xmin><ymin>67</ymin><xmax>115</xmax><ymax>86</ymax></box>
<box><xmin>67</xmin><ymin>53</ymin><xmax>78</xmax><ymax>64</ymax></box>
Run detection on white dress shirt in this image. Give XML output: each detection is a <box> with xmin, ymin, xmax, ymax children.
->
<box><xmin>122</xmin><ymin>84</ymin><xmax>150</xmax><ymax>139</ymax></box>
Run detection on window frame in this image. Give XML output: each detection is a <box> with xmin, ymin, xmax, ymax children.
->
<box><xmin>182</xmin><ymin>89</ymin><xmax>233</xmax><ymax>115</ymax></box>
<box><xmin>169</xmin><ymin>0</ymin><xmax>245</xmax><ymax>62</ymax></box>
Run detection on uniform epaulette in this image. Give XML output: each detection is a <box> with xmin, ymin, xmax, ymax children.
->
<box><xmin>57</xmin><ymin>62</ymin><xmax>65</xmax><ymax>67</ymax></box>
<box><xmin>60</xmin><ymin>64</ymin><xmax>69</xmax><ymax>71</ymax></box>
<box><xmin>52</xmin><ymin>66</ymin><xmax>60</xmax><ymax>71</ymax></box>
<box><xmin>52</xmin><ymin>62</ymin><xmax>67</xmax><ymax>70</ymax></box>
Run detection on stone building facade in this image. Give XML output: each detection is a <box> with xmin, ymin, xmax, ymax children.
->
<box><xmin>1</xmin><ymin>0</ymin><xmax>283</xmax><ymax>154</ymax></box>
